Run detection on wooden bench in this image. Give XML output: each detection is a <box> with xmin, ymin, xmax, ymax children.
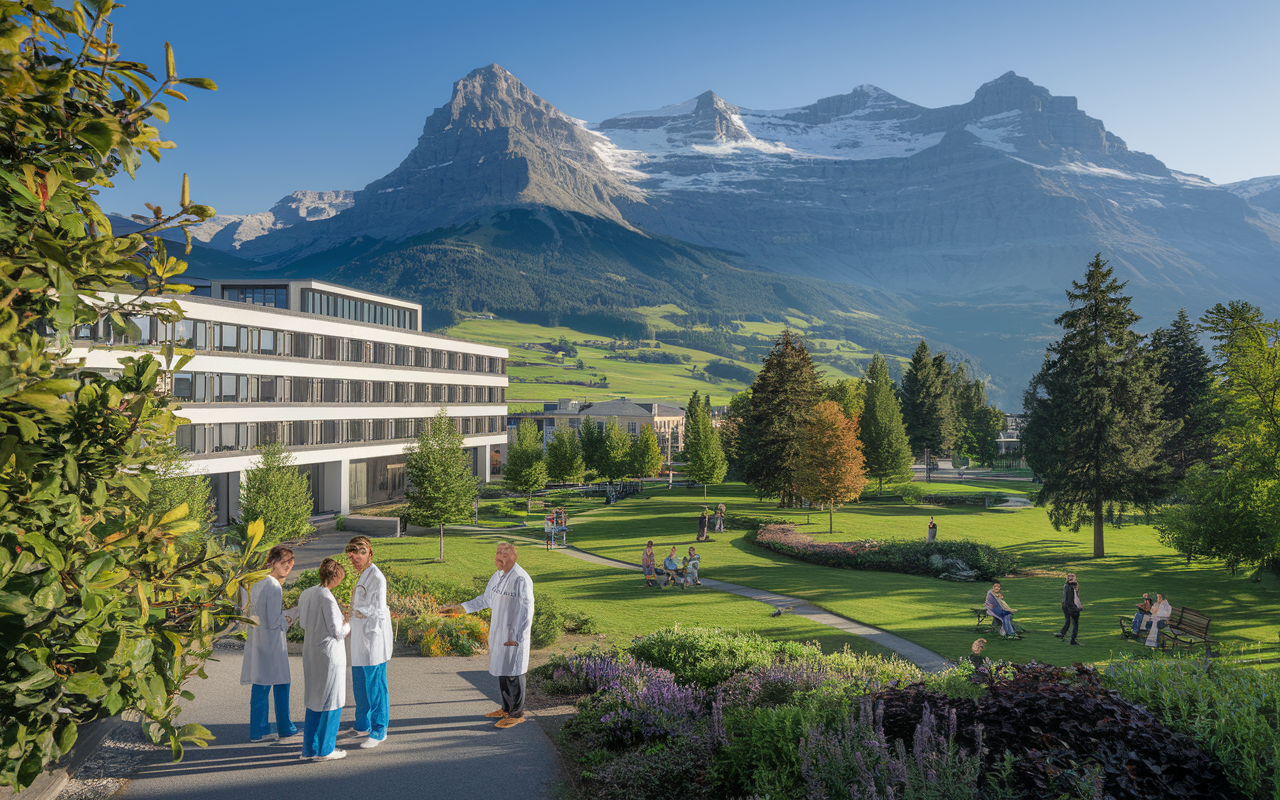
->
<box><xmin>1118</xmin><ymin>606</ymin><xmax>1214</xmax><ymax>652</ymax></box>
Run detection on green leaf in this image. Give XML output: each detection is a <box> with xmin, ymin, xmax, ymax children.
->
<box><xmin>119</xmin><ymin>474</ymin><xmax>149</xmax><ymax>501</ymax></box>
<box><xmin>158</xmin><ymin>502</ymin><xmax>190</xmax><ymax>526</ymax></box>
<box><xmin>79</xmin><ymin>120</ymin><xmax>116</xmax><ymax>156</ymax></box>
<box><xmin>62</xmin><ymin>672</ymin><xmax>108</xmax><ymax>699</ymax></box>
<box><xmin>177</xmin><ymin>77</ymin><xmax>217</xmax><ymax>91</ymax></box>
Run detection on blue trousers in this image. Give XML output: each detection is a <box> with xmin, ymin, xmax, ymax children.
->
<box><xmin>302</xmin><ymin>708</ymin><xmax>341</xmax><ymax>758</ymax></box>
<box><xmin>990</xmin><ymin>608</ymin><xmax>1016</xmax><ymax>636</ymax></box>
<box><xmin>249</xmin><ymin>683</ymin><xmax>296</xmax><ymax>740</ymax></box>
<box><xmin>352</xmin><ymin>663</ymin><xmax>389</xmax><ymax>740</ymax></box>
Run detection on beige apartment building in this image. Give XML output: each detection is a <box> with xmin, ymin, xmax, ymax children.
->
<box><xmin>508</xmin><ymin>397</ymin><xmax>686</xmax><ymax>452</ymax></box>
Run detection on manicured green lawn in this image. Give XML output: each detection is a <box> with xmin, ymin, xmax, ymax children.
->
<box><xmin>372</xmin><ymin>530</ymin><xmax>895</xmax><ymax>659</ymax></box>
<box><xmin>552</xmin><ymin>483</ymin><xmax>1280</xmax><ymax>667</ymax></box>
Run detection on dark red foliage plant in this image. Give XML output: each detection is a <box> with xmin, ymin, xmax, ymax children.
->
<box><xmin>871</xmin><ymin>662</ymin><xmax>1243</xmax><ymax>800</ymax></box>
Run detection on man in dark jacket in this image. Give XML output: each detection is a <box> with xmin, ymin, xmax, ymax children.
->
<box><xmin>1055</xmin><ymin>573</ymin><xmax>1082</xmax><ymax>645</ymax></box>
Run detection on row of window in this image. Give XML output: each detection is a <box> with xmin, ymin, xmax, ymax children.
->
<box><xmin>176</xmin><ymin>415</ymin><xmax>504</xmax><ymax>455</ymax></box>
<box><xmin>301</xmin><ymin>288</ymin><xmax>417</xmax><ymax>331</ymax></box>
<box><xmin>73</xmin><ymin>317</ymin><xmax>506</xmax><ymax>374</ymax></box>
<box><xmin>170</xmin><ymin>372</ymin><xmax>506</xmax><ymax>405</ymax></box>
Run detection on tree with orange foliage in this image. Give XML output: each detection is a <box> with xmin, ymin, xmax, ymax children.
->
<box><xmin>796</xmin><ymin>400</ymin><xmax>869</xmax><ymax>533</ymax></box>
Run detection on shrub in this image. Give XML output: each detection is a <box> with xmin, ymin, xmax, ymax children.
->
<box><xmin>400</xmin><ymin>614</ymin><xmax>488</xmax><ymax>657</ymax></box>
<box><xmin>714</xmin><ymin>701</ymin><xmax>847</xmax><ymax>796</ymax></box>
<box><xmin>892</xmin><ymin>481</ymin><xmax>926</xmax><ymax>504</ymax></box>
<box><xmin>629</xmin><ymin>627</ymin><xmax>822</xmax><ymax>688</ymax></box>
<box><xmin>753</xmin><ymin>524</ymin><xmax>1018</xmax><ymax>581</ymax></box>
<box><xmin>237</xmin><ymin>442</ymin><xmax>315</xmax><ymax>547</ymax></box>
<box><xmin>1104</xmin><ymin>652</ymin><xmax>1280</xmax><ymax>799</ymax></box>
<box><xmin>284</xmin><ymin>558</ymin><xmax>357</xmax><ymax>607</ymax></box>
<box><xmin>580</xmin><ymin>736</ymin><xmax>716</xmax><ymax>800</ymax></box>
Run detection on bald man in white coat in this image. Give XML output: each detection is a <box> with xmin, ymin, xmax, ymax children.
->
<box><xmin>448</xmin><ymin>542</ymin><xmax>534</xmax><ymax>728</ymax></box>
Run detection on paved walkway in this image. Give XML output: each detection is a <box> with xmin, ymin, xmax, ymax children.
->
<box><xmin>118</xmin><ymin>649</ymin><xmax>562</xmax><ymax>800</ymax></box>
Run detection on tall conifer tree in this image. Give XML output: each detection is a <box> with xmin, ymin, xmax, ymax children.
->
<box><xmin>860</xmin><ymin>354</ymin><xmax>914</xmax><ymax>494</ymax></box>
<box><xmin>1023</xmin><ymin>255</ymin><xmax>1174</xmax><ymax>557</ymax></box>
<box><xmin>684</xmin><ymin>394</ymin><xmax>728</xmax><ymax>497</ymax></box>
<box><xmin>739</xmin><ymin>330</ymin><xmax>823</xmax><ymax>506</ymax></box>
<box><xmin>1150</xmin><ymin>308</ymin><xmax>1221</xmax><ymax>481</ymax></box>
<box><xmin>900</xmin><ymin>340</ymin><xmax>952</xmax><ymax>456</ymax></box>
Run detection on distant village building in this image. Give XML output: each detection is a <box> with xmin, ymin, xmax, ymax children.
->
<box><xmin>997</xmin><ymin>413</ymin><xmax>1028</xmax><ymax>456</ymax></box>
<box><xmin>508</xmin><ymin>397</ymin><xmax>686</xmax><ymax>451</ymax></box>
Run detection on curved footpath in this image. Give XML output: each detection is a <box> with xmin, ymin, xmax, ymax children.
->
<box><xmin>494</xmin><ymin>532</ymin><xmax>953</xmax><ymax>672</ymax></box>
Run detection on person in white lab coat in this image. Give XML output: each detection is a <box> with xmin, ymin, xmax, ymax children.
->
<box><xmin>299</xmin><ymin>557</ymin><xmax>350</xmax><ymax>761</ymax></box>
<box><xmin>241</xmin><ymin>545</ymin><xmax>299</xmax><ymax>742</ymax></box>
<box><xmin>444</xmin><ymin>542</ymin><xmax>534</xmax><ymax>729</ymax></box>
<box><xmin>345</xmin><ymin>536</ymin><xmax>393</xmax><ymax>748</ymax></box>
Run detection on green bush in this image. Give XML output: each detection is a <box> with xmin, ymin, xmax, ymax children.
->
<box><xmin>400</xmin><ymin>613</ymin><xmax>488</xmax><ymax>657</ymax></box>
<box><xmin>237</xmin><ymin>443</ymin><xmax>315</xmax><ymax>547</ymax></box>
<box><xmin>753</xmin><ymin>530</ymin><xmax>1019</xmax><ymax>582</ymax></box>
<box><xmin>714</xmin><ymin>702</ymin><xmax>846</xmax><ymax>796</ymax></box>
<box><xmin>892</xmin><ymin>481</ymin><xmax>926</xmax><ymax>504</ymax></box>
<box><xmin>628</xmin><ymin>627</ymin><xmax>821</xmax><ymax>688</ymax></box>
<box><xmin>1104</xmin><ymin>653</ymin><xmax>1280</xmax><ymax>799</ymax></box>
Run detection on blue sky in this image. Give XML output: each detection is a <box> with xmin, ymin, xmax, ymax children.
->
<box><xmin>100</xmin><ymin>0</ymin><xmax>1280</xmax><ymax>216</ymax></box>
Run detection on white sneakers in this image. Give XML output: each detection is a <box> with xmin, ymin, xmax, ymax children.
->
<box><xmin>359</xmin><ymin>736</ymin><xmax>384</xmax><ymax>749</ymax></box>
<box><xmin>315</xmin><ymin>749</ymin><xmax>347</xmax><ymax>761</ymax></box>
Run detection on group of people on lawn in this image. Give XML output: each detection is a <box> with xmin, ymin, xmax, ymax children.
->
<box><xmin>640</xmin><ymin>541</ymin><xmax>702</xmax><ymax>588</ymax></box>
<box><xmin>240</xmin><ymin>537</ymin><xmax>535</xmax><ymax>761</ymax></box>
<box><xmin>984</xmin><ymin>574</ymin><xmax>1172</xmax><ymax>648</ymax></box>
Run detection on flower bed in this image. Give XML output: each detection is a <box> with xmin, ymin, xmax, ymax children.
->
<box><xmin>752</xmin><ymin>523</ymin><xmax>1018</xmax><ymax>581</ymax></box>
<box><xmin>534</xmin><ymin>628</ymin><xmax>1251</xmax><ymax>800</ymax></box>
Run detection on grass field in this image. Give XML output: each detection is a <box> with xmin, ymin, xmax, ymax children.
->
<box><xmin>445</xmin><ymin>315</ymin><xmax>865</xmax><ymax>403</ymax></box>
<box><xmin>371</xmin><ymin>531</ymin><xmax>894</xmax><ymax>659</ymax></box>
<box><xmin>536</xmin><ymin>482</ymin><xmax>1280</xmax><ymax>667</ymax></box>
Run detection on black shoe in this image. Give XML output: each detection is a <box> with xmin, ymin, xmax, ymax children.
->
<box><xmin>1069</xmin><ymin>641</ymin><xmax>1082</xmax><ymax>646</ymax></box>
<box><xmin>1053</xmin><ymin>632</ymin><xmax>1064</xmax><ymax>639</ymax></box>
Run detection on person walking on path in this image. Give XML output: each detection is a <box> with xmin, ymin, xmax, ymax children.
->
<box><xmin>241</xmin><ymin>545</ymin><xmax>299</xmax><ymax>742</ymax></box>
<box><xmin>446</xmin><ymin>543</ymin><xmax>535</xmax><ymax>729</ymax></box>
<box><xmin>1055</xmin><ymin>572</ymin><xmax>1083</xmax><ymax>645</ymax></box>
<box><xmin>299</xmin><ymin>557</ymin><xmax>351</xmax><ymax>761</ymax></box>
<box><xmin>346</xmin><ymin>536</ymin><xmax>393</xmax><ymax>749</ymax></box>
<box><xmin>641</xmin><ymin>541</ymin><xmax>657</xmax><ymax>587</ymax></box>
<box><xmin>926</xmin><ymin>516</ymin><xmax>937</xmax><ymax>543</ymax></box>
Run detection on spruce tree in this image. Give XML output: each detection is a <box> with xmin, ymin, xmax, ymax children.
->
<box><xmin>860</xmin><ymin>354</ymin><xmax>914</xmax><ymax>495</ymax></box>
<box><xmin>796</xmin><ymin>400</ymin><xmax>868</xmax><ymax>532</ymax></box>
<box><xmin>900</xmin><ymin>340</ymin><xmax>953</xmax><ymax>456</ymax></box>
<box><xmin>739</xmin><ymin>330</ymin><xmax>823</xmax><ymax>507</ymax></box>
<box><xmin>1150</xmin><ymin>308</ymin><xmax>1221</xmax><ymax>481</ymax></box>
<box><xmin>406</xmin><ymin>409</ymin><xmax>479</xmax><ymax>560</ymax></box>
<box><xmin>1023</xmin><ymin>255</ymin><xmax>1175</xmax><ymax>558</ymax></box>
<box><xmin>504</xmin><ymin>418</ymin><xmax>548</xmax><ymax>511</ymax></box>
<box><xmin>545</xmin><ymin>425</ymin><xmax>585</xmax><ymax>484</ymax></box>
<box><xmin>683</xmin><ymin>391</ymin><xmax>704</xmax><ymax>457</ymax></box>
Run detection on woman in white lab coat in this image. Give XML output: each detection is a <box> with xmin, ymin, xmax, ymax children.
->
<box><xmin>299</xmin><ymin>557</ymin><xmax>350</xmax><ymax>761</ymax></box>
<box><xmin>241</xmin><ymin>545</ymin><xmax>298</xmax><ymax>742</ymax></box>
<box><xmin>345</xmin><ymin>536</ymin><xmax>393</xmax><ymax>748</ymax></box>
<box><xmin>445</xmin><ymin>542</ymin><xmax>534</xmax><ymax>729</ymax></box>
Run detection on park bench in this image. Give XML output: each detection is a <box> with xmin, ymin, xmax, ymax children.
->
<box><xmin>968</xmin><ymin>607</ymin><xmax>1024</xmax><ymax>638</ymax></box>
<box><xmin>1118</xmin><ymin>606</ymin><xmax>1214</xmax><ymax>652</ymax></box>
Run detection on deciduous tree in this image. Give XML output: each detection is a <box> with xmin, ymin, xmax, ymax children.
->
<box><xmin>545</xmin><ymin>425</ymin><xmax>585</xmax><ymax>484</ymax></box>
<box><xmin>578</xmin><ymin>413</ymin><xmax>604</xmax><ymax>473</ymax></box>
<box><xmin>406</xmin><ymin>409</ymin><xmax>480</xmax><ymax>561</ymax></box>
<box><xmin>504</xmin><ymin>418</ymin><xmax>548</xmax><ymax>510</ymax></box>
<box><xmin>796</xmin><ymin>400</ymin><xmax>868</xmax><ymax>532</ymax></box>
<box><xmin>629</xmin><ymin>424</ymin><xmax>663</xmax><ymax>479</ymax></box>
<box><xmin>860</xmin><ymin>354</ymin><xmax>914</xmax><ymax>494</ymax></box>
<box><xmin>600</xmin><ymin>417</ymin><xmax>633</xmax><ymax>483</ymax></box>
<box><xmin>1023</xmin><ymin>255</ymin><xmax>1173</xmax><ymax>558</ymax></box>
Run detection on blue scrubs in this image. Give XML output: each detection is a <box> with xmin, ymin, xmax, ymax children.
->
<box><xmin>250</xmin><ymin>683</ymin><xmax>297</xmax><ymax>740</ymax></box>
<box><xmin>352</xmin><ymin>662</ymin><xmax>389</xmax><ymax>740</ymax></box>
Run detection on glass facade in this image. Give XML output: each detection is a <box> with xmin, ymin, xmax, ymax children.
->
<box><xmin>222</xmin><ymin>285</ymin><xmax>289</xmax><ymax>308</ymax></box>
<box><xmin>301</xmin><ymin>288</ymin><xmax>417</xmax><ymax>331</ymax></box>
<box><xmin>175</xmin><ymin>415</ymin><xmax>503</xmax><ymax>455</ymax></box>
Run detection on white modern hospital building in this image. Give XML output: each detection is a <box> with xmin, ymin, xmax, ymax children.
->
<box><xmin>71</xmin><ymin>279</ymin><xmax>509</xmax><ymax>525</ymax></box>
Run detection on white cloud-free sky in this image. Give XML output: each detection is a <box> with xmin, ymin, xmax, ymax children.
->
<box><xmin>99</xmin><ymin>0</ymin><xmax>1280</xmax><ymax>216</ymax></box>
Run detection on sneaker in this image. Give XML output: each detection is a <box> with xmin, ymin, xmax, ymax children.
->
<box><xmin>484</xmin><ymin>708</ymin><xmax>508</xmax><ymax>719</ymax></box>
<box><xmin>316</xmin><ymin>749</ymin><xmax>347</xmax><ymax>761</ymax></box>
<box><xmin>359</xmin><ymin>736</ymin><xmax>384</xmax><ymax>749</ymax></box>
<box><xmin>494</xmin><ymin>716</ymin><xmax>526</xmax><ymax>729</ymax></box>
<box><xmin>1052</xmin><ymin>632</ymin><xmax>1064</xmax><ymax>639</ymax></box>
<box><xmin>299</xmin><ymin>754</ymin><xmax>314</xmax><ymax>761</ymax></box>
<box><xmin>249</xmin><ymin>733</ymin><xmax>278</xmax><ymax>743</ymax></box>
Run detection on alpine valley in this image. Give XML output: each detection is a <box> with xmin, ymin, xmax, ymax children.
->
<box><xmin>130</xmin><ymin>64</ymin><xmax>1280</xmax><ymax>407</ymax></box>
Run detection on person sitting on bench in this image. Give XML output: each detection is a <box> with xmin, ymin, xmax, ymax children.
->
<box><xmin>1131</xmin><ymin>593</ymin><xmax>1152</xmax><ymax>636</ymax></box>
<box><xmin>1146</xmin><ymin>593</ymin><xmax>1172</xmax><ymax>648</ymax></box>
<box><xmin>682</xmin><ymin>546</ymin><xmax>701</xmax><ymax>587</ymax></box>
<box><xmin>662</xmin><ymin>547</ymin><xmax>681</xmax><ymax>588</ymax></box>
<box><xmin>984</xmin><ymin>582</ymin><xmax>1019</xmax><ymax>638</ymax></box>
